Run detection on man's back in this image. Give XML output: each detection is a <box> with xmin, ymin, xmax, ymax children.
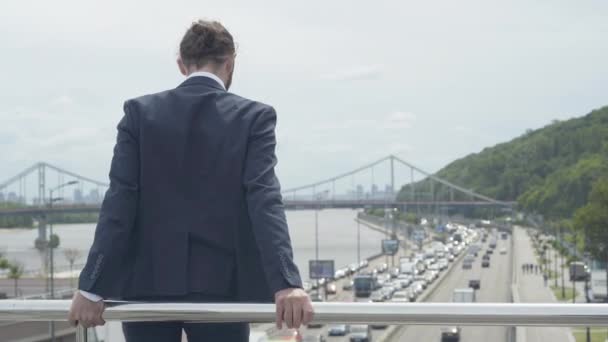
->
<box><xmin>78</xmin><ymin>76</ymin><xmax>302</xmax><ymax>300</ymax></box>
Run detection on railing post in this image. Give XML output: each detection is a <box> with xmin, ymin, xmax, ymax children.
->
<box><xmin>76</xmin><ymin>325</ymin><xmax>88</xmax><ymax>342</ymax></box>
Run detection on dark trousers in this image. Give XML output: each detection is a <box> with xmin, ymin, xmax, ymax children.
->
<box><xmin>122</xmin><ymin>293</ymin><xmax>249</xmax><ymax>342</ymax></box>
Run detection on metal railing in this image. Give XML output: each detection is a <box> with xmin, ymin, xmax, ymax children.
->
<box><xmin>2</xmin><ymin>300</ymin><xmax>608</xmax><ymax>342</ymax></box>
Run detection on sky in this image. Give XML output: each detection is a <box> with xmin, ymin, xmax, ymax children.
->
<box><xmin>1</xmin><ymin>0</ymin><xmax>607</xmax><ymax>192</ymax></box>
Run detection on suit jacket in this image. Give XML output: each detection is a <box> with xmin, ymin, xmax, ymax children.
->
<box><xmin>78</xmin><ymin>76</ymin><xmax>302</xmax><ymax>302</ymax></box>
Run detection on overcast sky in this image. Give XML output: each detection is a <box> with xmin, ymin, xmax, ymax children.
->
<box><xmin>1</xmin><ymin>0</ymin><xmax>607</xmax><ymax>191</ymax></box>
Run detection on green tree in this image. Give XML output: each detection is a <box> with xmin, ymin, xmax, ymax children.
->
<box><xmin>573</xmin><ymin>177</ymin><xmax>608</xmax><ymax>296</ymax></box>
<box><xmin>49</xmin><ymin>234</ymin><xmax>60</xmax><ymax>249</ymax></box>
<box><xmin>7</xmin><ymin>261</ymin><xmax>24</xmax><ymax>297</ymax></box>
<box><xmin>0</xmin><ymin>255</ymin><xmax>10</xmax><ymax>270</ymax></box>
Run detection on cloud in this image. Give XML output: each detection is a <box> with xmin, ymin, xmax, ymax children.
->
<box><xmin>321</xmin><ymin>64</ymin><xmax>383</xmax><ymax>81</ymax></box>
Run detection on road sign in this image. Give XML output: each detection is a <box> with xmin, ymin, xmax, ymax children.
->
<box><xmin>382</xmin><ymin>239</ymin><xmax>399</xmax><ymax>255</ymax></box>
<box><xmin>309</xmin><ymin>260</ymin><xmax>335</xmax><ymax>279</ymax></box>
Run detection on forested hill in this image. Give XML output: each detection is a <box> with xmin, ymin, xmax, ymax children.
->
<box><xmin>397</xmin><ymin>106</ymin><xmax>608</xmax><ymax>218</ymax></box>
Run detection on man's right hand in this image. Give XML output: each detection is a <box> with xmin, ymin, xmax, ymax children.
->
<box><xmin>68</xmin><ymin>291</ymin><xmax>105</xmax><ymax>328</ymax></box>
<box><xmin>274</xmin><ymin>288</ymin><xmax>314</xmax><ymax>329</ymax></box>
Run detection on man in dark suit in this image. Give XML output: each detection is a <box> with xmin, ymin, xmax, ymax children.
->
<box><xmin>68</xmin><ymin>19</ymin><xmax>313</xmax><ymax>341</ymax></box>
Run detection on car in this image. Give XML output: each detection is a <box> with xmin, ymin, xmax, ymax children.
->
<box><xmin>409</xmin><ymin>282</ymin><xmax>424</xmax><ymax>296</ymax></box>
<box><xmin>440</xmin><ymin>326</ymin><xmax>461</xmax><ymax>342</ymax></box>
<box><xmin>249</xmin><ymin>330</ymin><xmax>269</xmax><ymax>342</ymax></box>
<box><xmin>349</xmin><ymin>324</ymin><xmax>372</xmax><ymax>342</ymax></box>
<box><xmin>396</xmin><ymin>275</ymin><xmax>412</xmax><ymax>288</ymax></box>
<box><xmin>343</xmin><ymin>280</ymin><xmax>354</xmax><ymax>291</ymax></box>
<box><xmin>302</xmin><ymin>334</ymin><xmax>326</xmax><ymax>342</ymax></box>
<box><xmin>310</xmin><ymin>292</ymin><xmax>323</xmax><ymax>302</ymax></box>
<box><xmin>414</xmin><ymin>275</ymin><xmax>428</xmax><ymax>287</ymax></box>
<box><xmin>268</xmin><ymin>329</ymin><xmax>300</xmax><ymax>342</ymax></box>
<box><xmin>500</xmin><ymin>248</ymin><xmax>507</xmax><ymax>255</ymax></box>
<box><xmin>326</xmin><ymin>283</ymin><xmax>337</xmax><ymax>295</ymax></box>
<box><xmin>370</xmin><ymin>290</ymin><xmax>386</xmax><ymax>302</ymax></box>
<box><xmin>370</xmin><ymin>322</ymin><xmax>388</xmax><ymax>329</ymax></box>
<box><xmin>482</xmin><ymin>259</ymin><xmax>490</xmax><ymax>268</ymax></box>
<box><xmin>462</xmin><ymin>260</ymin><xmax>473</xmax><ymax>269</ymax></box>
<box><xmin>378</xmin><ymin>263</ymin><xmax>388</xmax><ymax>273</ymax></box>
<box><xmin>334</xmin><ymin>269</ymin><xmax>346</xmax><ymax>279</ymax></box>
<box><xmin>390</xmin><ymin>267</ymin><xmax>400</xmax><ymax>278</ymax></box>
<box><xmin>468</xmin><ymin>279</ymin><xmax>481</xmax><ymax>290</ymax></box>
<box><xmin>382</xmin><ymin>285</ymin><xmax>398</xmax><ymax>297</ymax></box>
<box><xmin>390</xmin><ymin>290</ymin><xmax>411</xmax><ymax>302</ymax></box>
<box><xmin>405</xmin><ymin>287</ymin><xmax>418</xmax><ymax>301</ymax></box>
<box><xmin>486</xmin><ymin>249</ymin><xmax>494</xmax><ymax>255</ymax></box>
<box><xmin>482</xmin><ymin>254</ymin><xmax>490</xmax><ymax>261</ymax></box>
<box><xmin>328</xmin><ymin>324</ymin><xmax>350</xmax><ymax>336</ymax></box>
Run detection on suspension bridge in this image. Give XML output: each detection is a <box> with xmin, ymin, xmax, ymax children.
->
<box><xmin>0</xmin><ymin>155</ymin><xmax>514</xmax><ymax>218</ymax></box>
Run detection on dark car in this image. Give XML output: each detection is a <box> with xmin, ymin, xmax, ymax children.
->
<box><xmin>468</xmin><ymin>279</ymin><xmax>481</xmax><ymax>290</ymax></box>
<box><xmin>482</xmin><ymin>259</ymin><xmax>490</xmax><ymax>268</ymax></box>
<box><xmin>441</xmin><ymin>326</ymin><xmax>461</xmax><ymax>342</ymax></box>
<box><xmin>486</xmin><ymin>249</ymin><xmax>494</xmax><ymax>255</ymax></box>
<box><xmin>482</xmin><ymin>254</ymin><xmax>490</xmax><ymax>261</ymax></box>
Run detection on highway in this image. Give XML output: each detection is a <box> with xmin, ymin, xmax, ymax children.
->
<box><xmin>391</xmin><ymin>235</ymin><xmax>513</xmax><ymax>342</ymax></box>
<box><xmin>273</xmin><ymin>223</ymin><xmax>461</xmax><ymax>342</ymax></box>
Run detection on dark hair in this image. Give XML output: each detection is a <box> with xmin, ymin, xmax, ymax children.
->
<box><xmin>179</xmin><ymin>20</ymin><xmax>235</xmax><ymax>68</ymax></box>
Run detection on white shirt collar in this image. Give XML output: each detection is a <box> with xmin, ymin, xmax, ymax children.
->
<box><xmin>186</xmin><ymin>71</ymin><xmax>226</xmax><ymax>90</ymax></box>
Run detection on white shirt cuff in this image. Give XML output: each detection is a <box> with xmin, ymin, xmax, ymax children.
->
<box><xmin>79</xmin><ymin>290</ymin><xmax>103</xmax><ymax>302</ymax></box>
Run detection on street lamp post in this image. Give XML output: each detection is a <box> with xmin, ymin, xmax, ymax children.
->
<box><xmin>357</xmin><ymin>211</ymin><xmax>361</xmax><ymax>272</ymax></box>
<box><xmin>584</xmin><ymin>226</ymin><xmax>591</xmax><ymax>342</ymax></box>
<box><xmin>48</xmin><ymin>180</ymin><xmax>78</xmax><ymax>342</ymax></box>
<box><xmin>313</xmin><ymin>190</ymin><xmax>328</xmax><ymax>297</ymax></box>
<box><xmin>560</xmin><ymin>225</ymin><xmax>566</xmax><ymax>299</ymax></box>
<box><xmin>572</xmin><ymin>230</ymin><xmax>577</xmax><ymax>304</ymax></box>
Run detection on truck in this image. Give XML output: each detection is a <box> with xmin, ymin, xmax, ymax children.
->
<box><xmin>452</xmin><ymin>288</ymin><xmax>476</xmax><ymax>303</ymax></box>
<box><xmin>451</xmin><ymin>232</ymin><xmax>463</xmax><ymax>244</ymax></box>
<box><xmin>590</xmin><ymin>270</ymin><xmax>607</xmax><ymax>303</ymax></box>
<box><xmin>569</xmin><ymin>262</ymin><xmax>590</xmax><ymax>281</ymax></box>
<box><xmin>353</xmin><ymin>274</ymin><xmax>378</xmax><ymax>298</ymax></box>
<box><xmin>441</xmin><ymin>289</ymin><xmax>476</xmax><ymax>341</ymax></box>
<box><xmin>400</xmin><ymin>261</ymin><xmax>418</xmax><ymax>276</ymax></box>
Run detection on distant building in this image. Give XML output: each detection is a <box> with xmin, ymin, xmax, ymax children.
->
<box><xmin>73</xmin><ymin>189</ymin><xmax>83</xmax><ymax>203</ymax></box>
<box><xmin>7</xmin><ymin>192</ymin><xmax>18</xmax><ymax>203</ymax></box>
<box><xmin>356</xmin><ymin>184</ymin><xmax>364</xmax><ymax>198</ymax></box>
<box><xmin>385</xmin><ymin>184</ymin><xmax>393</xmax><ymax>194</ymax></box>
<box><xmin>371</xmin><ymin>184</ymin><xmax>378</xmax><ymax>195</ymax></box>
<box><xmin>87</xmin><ymin>189</ymin><xmax>100</xmax><ymax>204</ymax></box>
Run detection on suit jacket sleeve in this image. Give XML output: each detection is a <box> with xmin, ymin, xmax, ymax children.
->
<box><xmin>78</xmin><ymin>100</ymin><xmax>139</xmax><ymax>298</ymax></box>
<box><xmin>243</xmin><ymin>106</ymin><xmax>303</xmax><ymax>295</ymax></box>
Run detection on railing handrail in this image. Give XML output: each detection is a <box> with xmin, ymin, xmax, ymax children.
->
<box><xmin>2</xmin><ymin>300</ymin><xmax>608</xmax><ymax>326</ymax></box>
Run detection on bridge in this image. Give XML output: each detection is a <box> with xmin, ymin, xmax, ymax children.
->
<box><xmin>0</xmin><ymin>155</ymin><xmax>513</xmax><ymax>217</ymax></box>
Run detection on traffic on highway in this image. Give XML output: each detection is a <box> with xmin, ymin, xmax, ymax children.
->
<box><xmin>251</xmin><ymin>222</ymin><xmax>512</xmax><ymax>342</ymax></box>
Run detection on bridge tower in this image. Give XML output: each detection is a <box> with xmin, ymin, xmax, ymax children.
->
<box><xmin>38</xmin><ymin>163</ymin><xmax>46</xmax><ymax>205</ymax></box>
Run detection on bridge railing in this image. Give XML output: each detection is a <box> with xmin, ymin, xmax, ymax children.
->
<box><xmin>2</xmin><ymin>300</ymin><xmax>608</xmax><ymax>342</ymax></box>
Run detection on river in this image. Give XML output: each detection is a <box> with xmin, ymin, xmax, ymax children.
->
<box><xmin>0</xmin><ymin>209</ymin><xmax>387</xmax><ymax>282</ymax></box>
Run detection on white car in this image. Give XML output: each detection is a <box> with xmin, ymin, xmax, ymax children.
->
<box><xmin>390</xmin><ymin>291</ymin><xmax>411</xmax><ymax>302</ymax></box>
<box><xmin>500</xmin><ymin>248</ymin><xmax>507</xmax><ymax>255</ymax></box>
